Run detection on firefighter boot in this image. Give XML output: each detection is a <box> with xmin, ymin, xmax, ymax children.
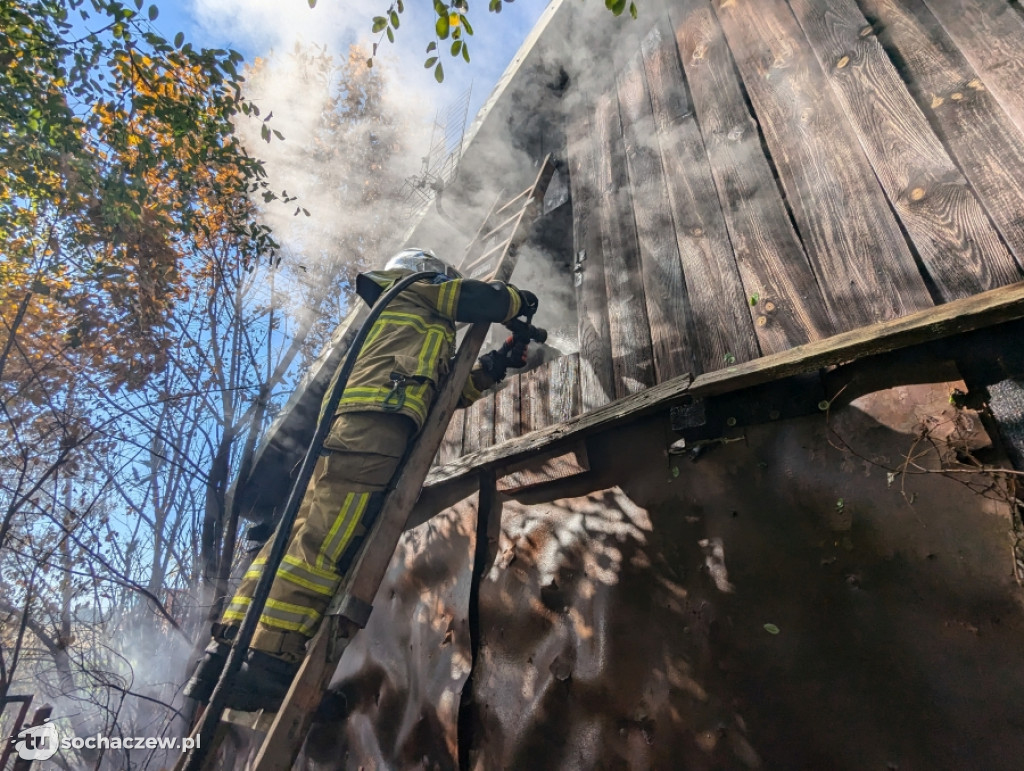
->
<box><xmin>183</xmin><ymin>640</ymin><xmax>229</xmax><ymax>703</ymax></box>
<box><xmin>223</xmin><ymin>649</ymin><xmax>301</xmax><ymax>713</ymax></box>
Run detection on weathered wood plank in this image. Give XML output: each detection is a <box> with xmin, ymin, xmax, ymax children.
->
<box><xmin>789</xmin><ymin>0</ymin><xmax>1022</xmax><ymax>300</ymax></box>
<box><xmin>549</xmin><ymin>353</ymin><xmax>582</xmax><ymax>425</ymax></box>
<box><xmin>461</xmin><ymin>390</ymin><xmax>494</xmax><ymax>456</ymax></box>
<box><xmin>637</xmin><ymin>23</ymin><xmax>761</xmax><ymax>372</ymax></box>
<box><xmin>565</xmin><ymin>107</ymin><xmax>616</xmax><ymax>412</ymax></box>
<box><xmin>614</xmin><ymin>49</ymin><xmax>699</xmax><ymax>379</ymax></box>
<box><xmin>593</xmin><ymin>92</ymin><xmax>657</xmax><ymax>397</ymax></box>
<box><xmin>424</xmin><ymin>280</ymin><xmax>1024</xmax><ymax>489</ymax></box>
<box><xmin>858</xmin><ymin>0</ymin><xmax>1024</xmax><ymax>267</ymax></box>
<box><xmin>712</xmin><ymin>0</ymin><xmax>933</xmax><ymax>328</ymax></box>
<box><xmin>493</xmin><ymin>374</ymin><xmax>522</xmax><ymax>445</ymax></box>
<box><xmin>670</xmin><ymin>4</ymin><xmax>835</xmax><ymax>354</ymax></box>
<box><xmin>437</xmin><ymin>404</ymin><xmax>465</xmax><ymax>465</ymax></box>
<box><xmin>922</xmin><ymin>0</ymin><xmax>1024</xmax><ymax>139</ymax></box>
<box><xmin>520</xmin><ymin>363</ymin><xmax>550</xmax><ymax>434</ymax></box>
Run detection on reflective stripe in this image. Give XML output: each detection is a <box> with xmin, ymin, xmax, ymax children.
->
<box><xmin>222</xmin><ymin>595</ymin><xmax>251</xmax><ymax>624</ymax></box>
<box><xmin>506</xmin><ymin>287</ymin><xmax>522</xmax><ymax>320</ymax></box>
<box><xmin>261</xmin><ymin>598</ymin><xmax>322</xmax><ymax>635</ymax></box>
<box><xmin>339</xmin><ymin>384</ymin><xmax>431</xmax><ymax>422</ymax></box>
<box><xmin>419</xmin><ymin>328</ymin><xmax>444</xmax><ymax>379</ymax></box>
<box><xmin>377</xmin><ymin>310</ymin><xmax>448</xmax><ymax>336</ymax></box>
<box><xmin>242</xmin><ymin>556</ymin><xmax>268</xmax><ymax>582</ymax></box>
<box><xmin>317</xmin><ymin>492</ymin><xmax>371</xmax><ymax>570</ymax></box>
<box><xmin>437</xmin><ymin>280</ymin><xmax>458</xmax><ymax>318</ymax></box>
<box><xmin>276</xmin><ymin>554</ymin><xmax>338</xmax><ymax>597</ymax></box>
<box><xmin>222</xmin><ymin>592</ymin><xmax>322</xmax><ymax>635</ymax></box>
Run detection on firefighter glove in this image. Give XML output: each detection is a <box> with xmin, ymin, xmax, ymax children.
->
<box><xmin>514</xmin><ymin>288</ymin><xmax>539</xmax><ymax>318</ymax></box>
<box><xmin>479</xmin><ymin>337</ymin><xmax>529</xmax><ymax>383</ymax></box>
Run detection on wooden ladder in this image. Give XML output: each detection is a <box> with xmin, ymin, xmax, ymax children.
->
<box><xmin>178</xmin><ymin>155</ymin><xmax>556</xmax><ymax>771</ymax></box>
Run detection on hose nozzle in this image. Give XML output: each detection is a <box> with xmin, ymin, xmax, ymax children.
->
<box><xmin>504</xmin><ymin>317</ymin><xmax>548</xmax><ymax>345</ymax></box>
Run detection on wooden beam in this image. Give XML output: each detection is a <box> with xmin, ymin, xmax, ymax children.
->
<box><xmin>424</xmin><ymin>280</ymin><xmax>1024</xmax><ymax>489</ymax></box>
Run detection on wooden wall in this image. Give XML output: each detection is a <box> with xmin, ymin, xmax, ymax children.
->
<box><xmin>435</xmin><ymin>0</ymin><xmax>1024</xmax><ymax>464</ymax></box>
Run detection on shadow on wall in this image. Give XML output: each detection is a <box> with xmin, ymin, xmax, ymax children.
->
<box><xmin>296</xmin><ymin>381</ymin><xmax>1024</xmax><ymax>770</ymax></box>
<box><xmin>465</xmin><ymin>382</ymin><xmax>1024</xmax><ymax>770</ymax></box>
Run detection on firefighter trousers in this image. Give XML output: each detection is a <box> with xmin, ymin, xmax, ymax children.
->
<box><xmin>220</xmin><ymin>411</ymin><xmax>414</xmax><ymax>661</ymax></box>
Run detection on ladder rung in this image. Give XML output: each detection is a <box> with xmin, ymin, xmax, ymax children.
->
<box><xmin>463</xmin><ymin>240</ymin><xmax>510</xmax><ymax>275</ymax></box>
<box><xmin>489</xmin><ymin>185</ymin><xmax>532</xmax><ymax>220</ymax></box>
<box><xmin>480</xmin><ymin>207</ymin><xmax>528</xmax><ymax>244</ymax></box>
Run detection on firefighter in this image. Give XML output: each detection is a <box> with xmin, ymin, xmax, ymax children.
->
<box><xmin>184</xmin><ymin>248</ymin><xmax>538</xmax><ymax>711</ymax></box>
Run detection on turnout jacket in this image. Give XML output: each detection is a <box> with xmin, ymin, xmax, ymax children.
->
<box><xmin>331</xmin><ymin>269</ymin><xmax>525</xmax><ymax>429</ymax></box>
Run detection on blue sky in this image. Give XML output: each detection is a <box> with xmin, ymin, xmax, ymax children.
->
<box><xmin>153</xmin><ymin>0</ymin><xmax>551</xmax><ymax>138</ymax></box>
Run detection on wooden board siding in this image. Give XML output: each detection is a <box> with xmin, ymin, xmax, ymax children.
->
<box><xmin>712</xmin><ymin>0</ymin><xmax>934</xmax><ymax>328</ymax></box>
<box><xmin>636</xmin><ymin>23</ymin><xmax>761</xmax><ymax>372</ymax></box>
<box><xmin>921</xmin><ymin>0</ymin><xmax>1024</xmax><ymax>139</ymax></box>
<box><xmin>789</xmin><ymin>0</ymin><xmax>1022</xmax><ymax>300</ymax></box>
<box><xmin>437</xmin><ymin>405</ymin><xmax>465</xmax><ymax>467</ymax></box>
<box><xmin>520</xmin><ymin>365</ymin><xmax>550</xmax><ymax>435</ymax></box>
<box><xmin>462</xmin><ymin>389</ymin><xmax>494</xmax><ymax>456</ymax></box>
<box><xmin>433</xmin><ymin>0</ymin><xmax>1024</xmax><ymax>468</ymax></box>
<box><xmin>549</xmin><ymin>353</ymin><xmax>582</xmax><ymax>425</ymax></box>
<box><xmin>493</xmin><ymin>375</ymin><xmax>522</xmax><ymax>445</ymax></box>
<box><xmin>669</xmin><ymin>6</ymin><xmax>835</xmax><ymax>354</ymax></box>
<box><xmin>859</xmin><ymin>0</ymin><xmax>1024</xmax><ymax>267</ymax></box>
<box><xmin>593</xmin><ymin>93</ymin><xmax>657</xmax><ymax>398</ymax></box>
<box><xmin>615</xmin><ymin>50</ymin><xmax>698</xmax><ymax>380</ymax></box>
<box><xmin>566</xmin><ymin>109</ymin><xmax>616</xmax><ymax>412</ymax></box>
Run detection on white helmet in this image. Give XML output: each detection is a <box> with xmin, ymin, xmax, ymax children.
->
<box><xmin>385</xmin><ymin>248</ymin><xmax>462</xmax><ymax>279</ymax></box>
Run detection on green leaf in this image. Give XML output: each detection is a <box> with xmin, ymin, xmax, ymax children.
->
<box><xmin>426</xmin><ymin>40</ymin><xmax>437</xmax><ymax>52</ymax></box>
<box><xmin>148</xmin><ymin>4</ymin><xmax>158</xmax><ymax>20</ymax></box>
<box><xmin>372</xmin><ymin>16</ymin><xmax>387</xmax><ymax>32</ymax></box>
<box><xmin>629</xmin><ymin>1</ymin><xmax>638</xmax><ymax>19</ymax></box>
<box><xmin>434</xmin><ymin>0</ymin><xmax>447</xmax><ymax>15</ymax></box>
<box><xmin>386</xmin><ymin>26</ymin><xmax>394</xmax><ymax>43</ymax></box>
<box><xmin>397</xmin><ymin>0</ymin><xmax>405</xmax><ymax>12</ymax></box>
<box><xmin>462</xmin><ymin>43</ymin><xmax>470</xmax><ymax>62</ymax></box>
<box><xmin>434</xmin><ymin>61</ymin><xmax>444</xmax><ymax>82</ymax></box>
<box><xmin>366</xmin><ymin>57</ymin><xmax>374</xmax><ymax>68</ymax></box>
<box><xmin>451</xmin><ymin>40</ymin><xmax>462</xmax><ymax>55</ymax></box>
<box><xmin>462</xmin><ymin>15</ymin><xmax>474</xmax><ymax>35</ymax></box>
<box><xmin>436</xmin><ymin>15</ymin><xmax>450</xmax><ymax>38</ymax></box>
<box><xmin>610</xmin><ymin>0</ymin><xmax>627</xmax><ymax>16</ymax></box>
<box><xmin>174</xmin><ymin>31</ymin><xmax>184</xmax><ymax>47</ymax></box>
<box><xmin>134</xmin><ymin>0</ymin><xmax>143</xmax><ymax>8</ymax></box>
<box><xmin>389</xmin><ymin>10</ymin><xmax>400</xmax><ymax>27</ymax></box>
<box><xmin>425</xmin><ymin>56</ymin><xmax>438</xmax><ymax>68</ymax></box>
<box><xmin>763</xmin><ymin>623</ymin><xmax>780</xmax><ymax>635</ymax></box>
<box><xmin>308</xmin><ymin>0</ymin><xmax>317</xmax><ymax>7</ymax></box>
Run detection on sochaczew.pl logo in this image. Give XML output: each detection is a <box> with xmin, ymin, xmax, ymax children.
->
<box><xmin>12</xmin><ymin>719</ymin><xmax>199</xmax><ymax>760</ymax></box>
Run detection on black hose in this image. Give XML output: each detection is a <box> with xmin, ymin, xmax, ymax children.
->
<box><xmin>184</xmin><ymin>270</ymin><xmax>438</xmax><ymax>771</ymax></box>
